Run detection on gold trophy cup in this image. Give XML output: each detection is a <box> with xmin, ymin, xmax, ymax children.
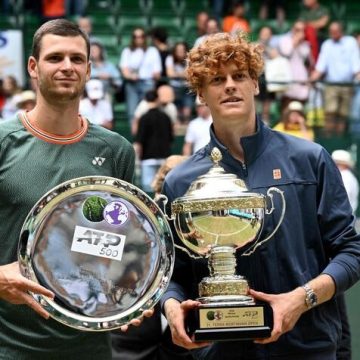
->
<box><xmin>163</xmin><ymin>147</ymin><xmax>285</xmax><ymax>341</ymax></box>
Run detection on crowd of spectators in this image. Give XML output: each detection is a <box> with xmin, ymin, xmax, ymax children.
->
<box><xmin>1</xmin><ymin>1</ymin><xmax>360</xmax><ymax>359</ymax></box>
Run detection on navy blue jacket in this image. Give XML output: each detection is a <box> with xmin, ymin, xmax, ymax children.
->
<box><xmin>161</xmin><ymin>119</ymin><xmax>360</xmax><ymax>359</ymax></box>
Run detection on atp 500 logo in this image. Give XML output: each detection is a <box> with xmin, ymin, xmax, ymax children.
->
<box><xmin>71</xmin><ymin>226</ymin><xmax>126</xmax><ymax>261</ymax></box>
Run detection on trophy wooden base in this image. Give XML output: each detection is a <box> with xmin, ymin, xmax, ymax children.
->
<box><xmin>187</xmin><ymin>301</ymin><xmax>273</xmax><ymax>342</ymax></box>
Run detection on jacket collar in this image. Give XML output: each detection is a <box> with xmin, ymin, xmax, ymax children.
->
<box><xmin>207</xmin><ymin>116</ymin><xmax>271</xmax><ymax>166</ymax></box>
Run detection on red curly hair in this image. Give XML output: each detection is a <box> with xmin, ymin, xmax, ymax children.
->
<box><xmin>186</xmin><ymin>32</ymin><xmax>264</xmax><ymax>93</ymax></box>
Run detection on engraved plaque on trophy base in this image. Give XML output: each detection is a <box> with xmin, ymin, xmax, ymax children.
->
<box><xmin>187</xmin><ymin>301</ymin><xmax>273</xmax><ymax>342</ymax></box>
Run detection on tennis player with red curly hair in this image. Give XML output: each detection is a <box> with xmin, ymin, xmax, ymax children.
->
<box><xmin>161</xmin><ymin>32</ymin><xmax>360</xmax><ymax>360</ymax></box>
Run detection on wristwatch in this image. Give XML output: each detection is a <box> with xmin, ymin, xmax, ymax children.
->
<box><xmin>302</xmin><ymin>283</ymin><xmax>318</xmax><ymax>309</ymax></box>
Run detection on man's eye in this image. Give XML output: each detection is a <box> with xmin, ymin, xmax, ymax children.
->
<box><xmin>48</xmin><ymin>56</ymin><xmax>61</xmax><ymax>62</ymax></box>
<box><xmin>234</xmin><ymin>73</ymin><xmax>246</xmax><ymax>80</ymax></box>
<box><xmin>211</xmin><ymin>77</ymin><xmax>222</xmax><ymax>84</ymax></box>
<box><xmin>72</xmin><ymin>57</ymin><xmax>85</xmax><ymax>63</ymax></box>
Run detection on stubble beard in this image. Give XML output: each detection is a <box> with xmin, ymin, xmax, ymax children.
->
<box><xmin>38</xmin><ymin>77</ymin><xmax>85</xmax><ymax>104</ymax></box>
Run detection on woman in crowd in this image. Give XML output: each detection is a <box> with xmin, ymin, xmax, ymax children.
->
<box><xmin>166</xmin><ymin>41</ymin><xmax>194</xmax><ymax>123</ymax></box>
<box><xmin>119</xmin><ymin>27</ymin><xmax>162</xmax><ymax>125</ymax></box>
<box><xmin>90</xmin><ymin>41</ymin><xmax>121</xmax><ymax>98</ymax></box>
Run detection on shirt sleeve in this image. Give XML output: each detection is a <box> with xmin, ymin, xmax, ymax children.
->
<box><xmin>316</xmin><ymin>148</ymin><xmax>360</xmax><ymax>294</ymax></box>
<box><xmin>184</xmin><ymin>122</ymin><xmax>196</xmax><ymax>143</ymax></box>
<box><xmin>103</xmin><ymin>101</ymin><xmax>113</xmax><ymax>120</ymax></box>
<box><xmin>315</xmin><ymin>41</ymin><xmax>329</xmax><ymax>74</ymax></box>
<box><xmin>119</xmin><ymin>47</ymin><xmax>130</xmax><ymax>69</ymax></box>
<box><xmin>349</xmin><ymin>37</ymin><xmax>360</xmax><ymax>74</ymax></box>
<box><xmin>165</xmin><ymin>55</ymin><xmax>173</xmax><ymax>68</ymax></box>
<box><xmin>147</xmin><ymin>47</ymin><xmax>162</xmax><ymax>73</ymax></box>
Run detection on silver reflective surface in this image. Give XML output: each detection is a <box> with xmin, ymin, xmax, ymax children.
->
<box><xmin>18</xmin><ymin>177</ymin><xmax>174</xmax><ymax>331</ymax></box>
<box><xmin>174</xmin><ymin>207</ymin><xmax>264</xmax><ymax>255</ymax></box>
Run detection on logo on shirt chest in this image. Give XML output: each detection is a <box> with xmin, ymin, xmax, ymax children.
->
<box><xmin>273</xmin><ymin>169</ymin><xmax>282</xmax><ymax>180</ymax></box>
<box><xmin>92</xmin><ymin>157</ymin><xmax>106</xmax><ymax>166</ymax></box>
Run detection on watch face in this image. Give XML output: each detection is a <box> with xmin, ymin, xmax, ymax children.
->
<box><xmin>303</xmin><ymin>284</ymin><xmax>317</xmax><ymax>308</ymax></box>
<box><xmin>309</xmin><ymin>292</ymin><xmax>317</xmax><ymax>306</ymax></box>
<box><xmin>305</xmin><ymin>289</ymin><xmax>317</xmax><ymax>308</ymax></box>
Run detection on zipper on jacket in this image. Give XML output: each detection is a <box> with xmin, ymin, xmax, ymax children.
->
<box><xmin>241</xmin><ymin>162</ymin><xmax>248</xmax><ymax>177</ymax></box>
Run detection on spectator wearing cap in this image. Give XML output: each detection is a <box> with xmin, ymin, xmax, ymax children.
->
<box><xmin>273</xmin><ymin>101</ymin><xmax>314</xmax><ymax>141</ymax></box>
<box><xmin>182</xmin><ymin>97</ymin><xmax>212</xmax><ymax>156</ymax></box>
<box><xmin>332</xmin><ymin>149</ymin><xmax>359</xmax><ymax>214</ymax></box>
<box><xmin>79</xmin><ymin>79</ymin><xmax>113</xmax><ymax>130</ymax></box>
<box><xmin>14</xmin><ymin>90</ymin><xmax>36</xmax><ymax>112</ymax></box>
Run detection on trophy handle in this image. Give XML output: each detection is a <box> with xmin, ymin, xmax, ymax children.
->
<box><xmin>156</xmin><ymin>194</ymin><xmax>175</xmax><ymax>221</ymax></box>
<box><xmin>156</xmin><ymin>194</ymin><xmax>203</xmax><ymax>260</ymax></box>
<box><xmin>174</xmin><ymin>243</ymin><xmax>203</xmax><ymax>260</ymax></box>
<box><xmin>243</xmin><ymin>187</ymin><xmax>286</xmax><ymax>256</ymax></box>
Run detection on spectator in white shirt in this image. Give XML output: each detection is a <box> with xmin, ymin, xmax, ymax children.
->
<box><xmin>80</xmin><ymin>79</ymin><xmax>113</xmax><ymax>130</ymax></box>
<box><xmin>119</xmin><ymin>28</ymin><xmax>162</xmax><ymax>124</ymax></box>
<box><xmin>278</xmin><ymin>21</ymin><xmax>312</xmax><ymax>110</ymax></box>
<box><xmin>182</xmin><ymin>97</ymin><xmax>212</xmax><ymax>155</ymax></box>
<box><xmin>310</xmin><ymin>21</ymin><xmax>360</xmax><ymax>135</ymax></box>
<box><xmin>332</xmin><ymin>149</ymin><xmax>359</xmax><ymax>214</ymax></box>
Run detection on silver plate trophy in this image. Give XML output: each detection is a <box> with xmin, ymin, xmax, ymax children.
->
<box><xmin>161</xmin><ymin>147</ymin><xmax>285</xmax><ymax>342</ymax></box>
<box><xmin>18</xmin><ymin>176</ymin><xmax>174</xmax><ymax>331</ymax></box>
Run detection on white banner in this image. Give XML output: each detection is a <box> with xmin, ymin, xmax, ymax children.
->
<box><xmin>0</xmin><ymin>30</ymin><xmax>25</xmax><ymax>86</ymax></box>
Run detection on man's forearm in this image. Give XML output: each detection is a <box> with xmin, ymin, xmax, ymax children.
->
<box><xmin>302</xmin><ymin>273</ymin><xmax>336</xmax><ymax>308</ymax></box>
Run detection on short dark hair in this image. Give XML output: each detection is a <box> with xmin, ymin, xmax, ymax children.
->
<box><xmin>144</xmin><ymin>89</ymin><xmax>158</xmax><ymax>102</ymax></box>
<box><xmin>31</xmin><ymin>18</ymin><xmax>90</xmax><ymax>60</ymax></box>
<box><xmin>149</xmin><ymin>26</ymin><xmax>168</xmax><ymax>43</ymax></box>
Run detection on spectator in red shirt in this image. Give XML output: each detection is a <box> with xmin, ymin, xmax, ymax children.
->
<box><xmin>223</xmin><ymin>0</ymin><xmax>250</xmax><ymax>34</ymax></box>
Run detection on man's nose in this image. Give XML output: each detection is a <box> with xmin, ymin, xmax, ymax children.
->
<box><xmin>224</xmin><ymin>75</ymin><xmax>236</xmax><ymax>92</ymax></box>
<box><xmin>60</xmin><ymin>57</ymin><xmax>73</xmax><ymax>71</ymax></box>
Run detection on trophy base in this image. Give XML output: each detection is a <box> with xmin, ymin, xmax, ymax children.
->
<box><xmin>187</xmin><ymin>301</ymin><xmax>273</xmax><ymax>342</ymax></box>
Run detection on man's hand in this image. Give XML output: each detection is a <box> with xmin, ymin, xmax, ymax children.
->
<box><xmin>164</xmin><ymin>298</ymin><xmax>210</xmax><ymax>349</ymax></box>
<box><xmin>250</xmin><ymin>287</ymin><xmax>307</xmax><ymax>344</ymax></box>
<box><xmin>119</xmin><ymin>308</ymin><xmax>154</xmax><ymax>332</ymax></box>
<box><xmin>0</xmin><ymin>262</ymin><xmax>55</xmax><ymax>319</ymax></box>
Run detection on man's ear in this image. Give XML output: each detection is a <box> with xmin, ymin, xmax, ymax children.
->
<box><xmin>197</xmin><ymin>91</ymin><xmax>207</xmax><ymax>105</ymax></box>
<box><xmin>28</xmin><ymin>56</ymin><xmax>38</xmax><ymax>80</ymax></box>
<box><xmin>253</xmin><ymin>80</ymin><xmax>260</xmax><ymax>95</ymax></box>
<box><xmin>86</xmin><ymin>61</ymin><xmax>91</xmax><ymax>82</ymax></box>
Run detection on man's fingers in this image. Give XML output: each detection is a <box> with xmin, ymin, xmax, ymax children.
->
<box><xmin>173</xmin><ymin>331</ymin><xmax>210</xmax><ymax>349</ymax></box>
<box><xmin>19</xmin><ymin>278</ymin><xmax>55</xmax><ymax>299</ymax></box>
<box><xmin>180</xmin><ymin>299</ymin><xmax>201</xmax><ymax>312</ymax></box>
<box><xmin>120</xmin><ymin>324</ymin><xmax>129</xmax><ymax>332</ymax></box>
<box><xmin>249</xmin><ymin>289</ymin><xmax>271</xmax><ymax>302</ymax></box>
<box><xmin>128</xmin><ymin>318</ymin><xmax>142</xmax><ymax>327</ymax></box>
<box><xmin>118</xmin><ymin>308</ymin><xmax>154</xmax><ymax>331</ymax></box>
<box><xmin>142</xmin><ymin>309</ymin><xmax>154</xmax><ymax>318</ymax></box>
<box><xmin>24</xmin><ymin>294</ymin><xmax>51</xmax><ymax>319</ymax></box>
